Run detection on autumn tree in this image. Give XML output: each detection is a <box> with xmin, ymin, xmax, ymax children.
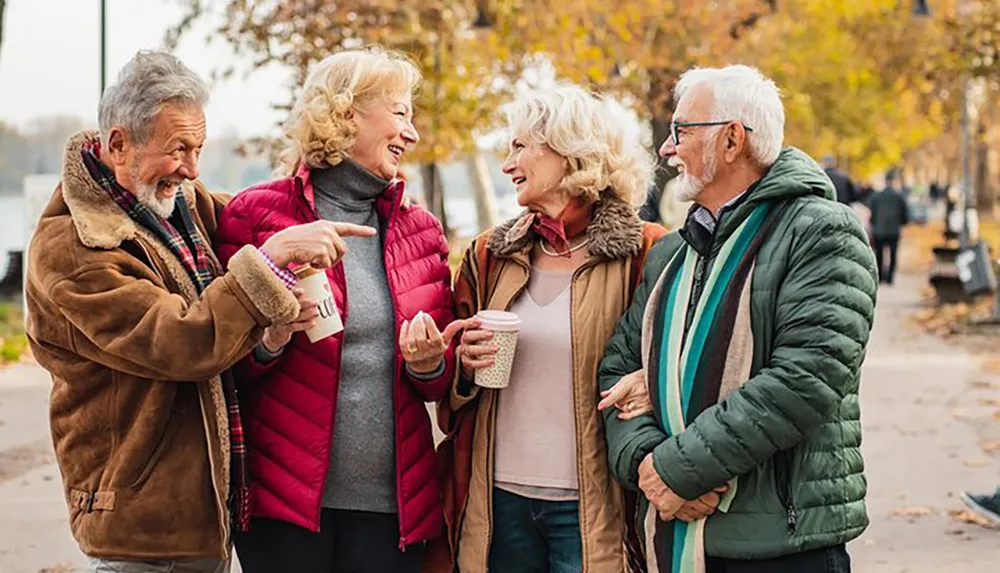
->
<box><xmin>170</xmin><ymin>0</ymin><xmax>529</xmax><ymax>234</ymax></box>
<box><xmin>728</xmin><ymin>0</ymin><xmax>957</xmax><ymax>177</ymax></box>
<box><xmin>505</xmin><ymin>0</ymin><xmax>777</xmax><ymax>196</ymax></box>
<box><xmin>171</xmin><ymin>0</ymin><xmax>1000</xmax><ymax>221</ymax></box>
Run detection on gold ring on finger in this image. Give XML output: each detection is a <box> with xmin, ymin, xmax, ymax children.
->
<box><xmin>407</xmin><ymin>343</ymin><xmax>417</xmax><ymax>354</ymax></box>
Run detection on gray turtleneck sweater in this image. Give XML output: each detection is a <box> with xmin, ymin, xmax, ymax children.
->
<box><xmin>312</xmin><ymin>159</ymin><xmax>397</xmax><ymax>513</ymax></box>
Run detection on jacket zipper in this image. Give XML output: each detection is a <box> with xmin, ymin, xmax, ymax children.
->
<box><xmin>134</xmin><ymin>234</ymin><xmax>232</xmax><ymax>556</ymax></box>
<box><xmin>381</xmin><ymin>186</ymin><xmax>410</xmax><ymax>552</ymax></box>
<box><xmin>684</xmin><ymin>256</ymin><xmax>707</xmax><ymax>335</ymax></box>
<box><xmin>296</xmin><ymin>177</ymin><xmax>350</xmax><ymax>535</ymax></box>
<box><xmin>481</xmin><ymin>259</ymin><xmax>531</xmax><ymax>571</ymax></box>
<box><xmin>566</xmin><ymin>259</ymin><xmax>601</xmax><ymax>566</ymax></box>
<box><xmin>774</xmin><ymin>452</ymin><xmax>796</xmax><ymax>534</ymax></box>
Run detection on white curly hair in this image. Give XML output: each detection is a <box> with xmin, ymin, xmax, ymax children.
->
<box><xmin>503</xmin><ymin>84</ymin><xmax>654</xmax><ymax>206</ymax></box>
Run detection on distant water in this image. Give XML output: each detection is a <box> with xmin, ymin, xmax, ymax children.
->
<box><xmin>0</xmin><ymin>195</ymin><xmax>26</xmax><ymax>274</ymax></box>
<box><xmin>0</xmin><ymin>191</ymin><xmax>520</xmax><ymax>270</ymax></box>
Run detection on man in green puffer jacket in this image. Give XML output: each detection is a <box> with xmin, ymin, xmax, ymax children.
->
<box><xmin>598</xmin><ymin>65</ymin><xmax>877</xmax><ymax>573</ymax></box>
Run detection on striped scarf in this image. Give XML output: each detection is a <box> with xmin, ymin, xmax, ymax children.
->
<box><xmin>643</xmin><ymin>202</ymin><xmax>780</xmax><ymax>573</ymax></box>
<box><xmin>81</xmin><ymin>144</ymin><xmax>253</xmax><ymax>531</ymax></box>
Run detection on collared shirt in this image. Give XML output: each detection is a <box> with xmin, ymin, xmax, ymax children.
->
<box><xmin>691</xmin><ymin>189</ymin><xmax>749</xmax><ymax>235</ymax></box>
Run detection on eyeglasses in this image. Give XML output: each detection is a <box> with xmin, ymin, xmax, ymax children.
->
<box><xmin>670</xmin><ymin>120</ymin><xmax>753</xmax><ymax>146</ymax></box>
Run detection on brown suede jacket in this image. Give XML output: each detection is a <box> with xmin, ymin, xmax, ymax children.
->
<box><xmin>24</xmin><ymin>131</ymin><xmax>299</xmax><ymax>560</ymax></box>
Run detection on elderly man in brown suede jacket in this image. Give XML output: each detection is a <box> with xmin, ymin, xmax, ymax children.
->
<box><xmin>24</xmin><ymin>51</ymin><xmax>375</xmax><ymax>573</ymax></box>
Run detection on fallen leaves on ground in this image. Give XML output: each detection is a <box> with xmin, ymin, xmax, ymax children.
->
<box><xmin>982</xmin><ymin>358</ymin><xmax>1000</xmax><ymax>375</ymax></box>
<box><xmin>963</xmin><ymin>458</ymin><xmax>991</xmax><ymax>467</ymax></box>
<box><xmin>891</xmin><ymin>506</ymin><xmax>935</xmax><ymax>518</ymax></box>
<box><xmin>37</xmin><ymin>564</ymin><xmax>75</xmax><ymax>573</ymax></box>
<box><xmin>912</xmin><ymin>304</ymin><xmax>972</xmax><ymax>337</ymax></box>
<box><xmin>982</xmin><ymin>441</ymin><xmax>1000</xmax><ymax>453</ymax></box>
<box><xmin>911</xmin><ymin>299</ymin><xmax>994</xmax><ymax>337</ymax></box>
<box><xmin>948</xmin><ymin>509</ymin><xmax>1000</xmax><ymax>529</ymax></box>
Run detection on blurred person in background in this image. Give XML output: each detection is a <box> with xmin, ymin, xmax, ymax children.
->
<box><xmin>868</xmin><ymin>168</ymin><xmax>910</xmax><ymax>285</ymax></box>
<box><xmin>823</xmin><ymin>154</ymin><xmax>857</xmax><ymax>206</ymax></box>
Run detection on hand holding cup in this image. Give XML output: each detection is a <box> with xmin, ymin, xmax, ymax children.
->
<box><xmin>458</xmin><ymin>324</ymin><xmax>498</xmax><ymax>379</ymax></box>
<box><xmin>261</xmin><ymin>288</ymin><xmax>320</xmax><ymax>352</ymax></box>
<box><xmin>461</xmin><ymin>311</ymin><xmax>521</xmax><ymax>389</ymax></box>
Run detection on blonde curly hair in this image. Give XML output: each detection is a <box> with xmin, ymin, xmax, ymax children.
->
<box><xmin>503</xmin><ymin>84</ymin><xmax>654</xmax><ymax>206</ymax></box>
<box><xmin>277</xmin><ymin>46</ymin><xmax>421</xmax><ymax>176</ymax></box>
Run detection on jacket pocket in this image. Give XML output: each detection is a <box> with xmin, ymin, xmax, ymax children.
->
<box><xmin>127</xmin><ymin>419</ymin><xmax>176</xmax><ymax>490</ymax></box>
<box><xmin>774</xmin><ymin>450</ymin><xmax>797</xmax><ymax>535</ymax></box>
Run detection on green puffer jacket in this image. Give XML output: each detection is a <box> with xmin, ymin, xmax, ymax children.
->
<box><xmin>598</xmin><ymin>148</ymin><xmax>878</xmax><ymax>560</ymax></box>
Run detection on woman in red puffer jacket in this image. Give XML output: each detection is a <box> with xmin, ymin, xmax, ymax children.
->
<box><xmin>215</xmin><ymin>46</ymin><xmax>468</xmax><ymax>573</ymax></box>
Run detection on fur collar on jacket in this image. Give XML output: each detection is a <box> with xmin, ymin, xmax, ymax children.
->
<box><xmin>487</xmin><ymin>190</ymin><xmax>645</xmax><ymax>260</ymax></box>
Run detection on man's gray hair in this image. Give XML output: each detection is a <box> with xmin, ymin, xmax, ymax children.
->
<box><xmin>675</xmin><ymin>65</ymin><xmax>784</xmax><ymax>167</ymax></box>
<box><xmin>98</xmin><ymin>50</ymin><xmax>209</xmax><ymax>146</ymax></box>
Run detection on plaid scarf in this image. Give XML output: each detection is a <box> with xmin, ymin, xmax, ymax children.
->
<box><xmin>81</xmin><ymin>143</ymin><xmax>253</xmax><ymax>532</ymax></box>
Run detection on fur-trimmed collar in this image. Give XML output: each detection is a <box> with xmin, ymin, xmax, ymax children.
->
<box><xmin>487</xmin><ymin>190</ymin><xmax>645</xmax><ymax>260</ymax></box>
<box><xmin>60</xmin><ymin>130</ymin><xmax>198</xmax><ymax>250</ymax></box>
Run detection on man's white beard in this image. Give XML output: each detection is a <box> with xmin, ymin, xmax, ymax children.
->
<box><xmin>131</xmin><ymin>163</ymin><xmax>178</xmax><ymax>219</ymax></box>
<box><xmin>136</xmin><ymin>182</ymin><xmax>177</xmax><ymax>219</ymax></box>
<box><xmin>672</xmin><ymin>146</ymin><xmax>718</xmax><ymax>203</ymax></box>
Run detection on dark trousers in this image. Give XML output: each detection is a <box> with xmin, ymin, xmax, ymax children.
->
<box><xmin>874</xmin><ymin>235</ymin><xmax>900</xmax><ymax>284</ymax></box>
<box><xmin>488</xmin><ymin>488</ymin><xmax>583</xmax><ymax>573</ymax></box>
<box><xmin>706</xmin><ymin>544</ymin><xmax>851</xmax><ymax>573</ymax></box>
<box><xmin>235</xmin><ymin>509</ymin><xmax>423</xmax><ymax>573</ymax></box>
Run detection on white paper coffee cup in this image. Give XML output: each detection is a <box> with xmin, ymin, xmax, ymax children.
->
<box><xmin>473</xmin><ymin>310</ymin><xmax>521</xmax><ymax>389</ymax></box>
<box><xmin>293</xmin><ymin>265</ymin><xmax>343</xmax><ymax>343</ymax></box>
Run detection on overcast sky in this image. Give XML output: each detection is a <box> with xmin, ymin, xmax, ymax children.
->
<box><xmin>0</xmin><ymin>0</ymin><xmax>291</xmax><ymax>137</ymax></box>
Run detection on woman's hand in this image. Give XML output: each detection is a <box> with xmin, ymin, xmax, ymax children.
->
<box><xmin>261</xmin><ymin>288</ymin><xmax>319</xmax><ymax>352</ymax></box>
<box><xmin>597</xmin><ymin>369</ymin><xmax>653</xmax><ymax>420</ymax></box>
<box><xmin>399</xmin><ymin>312</ymin><xmax>473</xmax><ymax>374</ymax></box>
<box><xmin>674</xmin><ymin>484</ymin><xmax>731</xmax><ymax>522</ymax></box>
<box><xmin>457</xmin><ymin>322</ymin><xmax>499</xmax><ymax>379</ymax></box>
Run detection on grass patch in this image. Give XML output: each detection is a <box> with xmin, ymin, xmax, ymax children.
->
<box><xmin>0</xmin><ymin>299</ymin><xmax>27</xmax><ymax>364</ymax></box>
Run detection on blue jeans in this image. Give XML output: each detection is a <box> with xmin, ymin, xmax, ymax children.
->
<box><xmin>488</xmin><ymin>488</ymin><xmax>582</xmax><ymax>573</ymax></box>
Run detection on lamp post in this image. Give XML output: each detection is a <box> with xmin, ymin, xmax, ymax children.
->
<box><xmin>100</xmin><ymin>0</ymin><xmax>107</xmax><ymax>96</ymax></box>
<box><xmin>959</xmin><ymin>79</ymin><xmax>972</xmax><ymax>248</ymax></box>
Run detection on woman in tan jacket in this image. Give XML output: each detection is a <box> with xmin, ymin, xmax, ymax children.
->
<box><xmin>433</xmin><ymin>84</ymin><xmax>666</xmax><ymax>573</ymax></box>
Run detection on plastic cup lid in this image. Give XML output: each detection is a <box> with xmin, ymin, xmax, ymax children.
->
<box><xmin>475</xmin><ymin>310</ymin><xmax>521</xmax><ymax>331</ymax></box>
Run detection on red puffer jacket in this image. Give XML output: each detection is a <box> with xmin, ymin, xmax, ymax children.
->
<box><xmin>215</xmin><ymin>164</ymin><xmax>455</xmax><ymax>548</ymax></box>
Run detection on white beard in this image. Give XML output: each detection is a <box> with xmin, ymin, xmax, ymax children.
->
<box><xmin>136</xmin><ymin>181</ymin><xmax>178</xmax><ymax>219</ymax></box>
<box><xmin>672</xmin><ymin>146</ymin><xmax>718</xmax><ymax>203</ymax></box>
<box><xmin>131</xmin><ymin>162</ymin><xmax>178</xmax><ymax>219</ymax></box>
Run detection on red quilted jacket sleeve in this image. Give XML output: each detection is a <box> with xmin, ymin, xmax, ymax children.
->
<box><xmin>215</xmin><ymin>192</ymin><xmax>284</xmax><ymax>384</ymax></box>
<box><xmin>399</xmin><ymin>209</ymin><xmax>457</xmax><ymax>403</ymax></box>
